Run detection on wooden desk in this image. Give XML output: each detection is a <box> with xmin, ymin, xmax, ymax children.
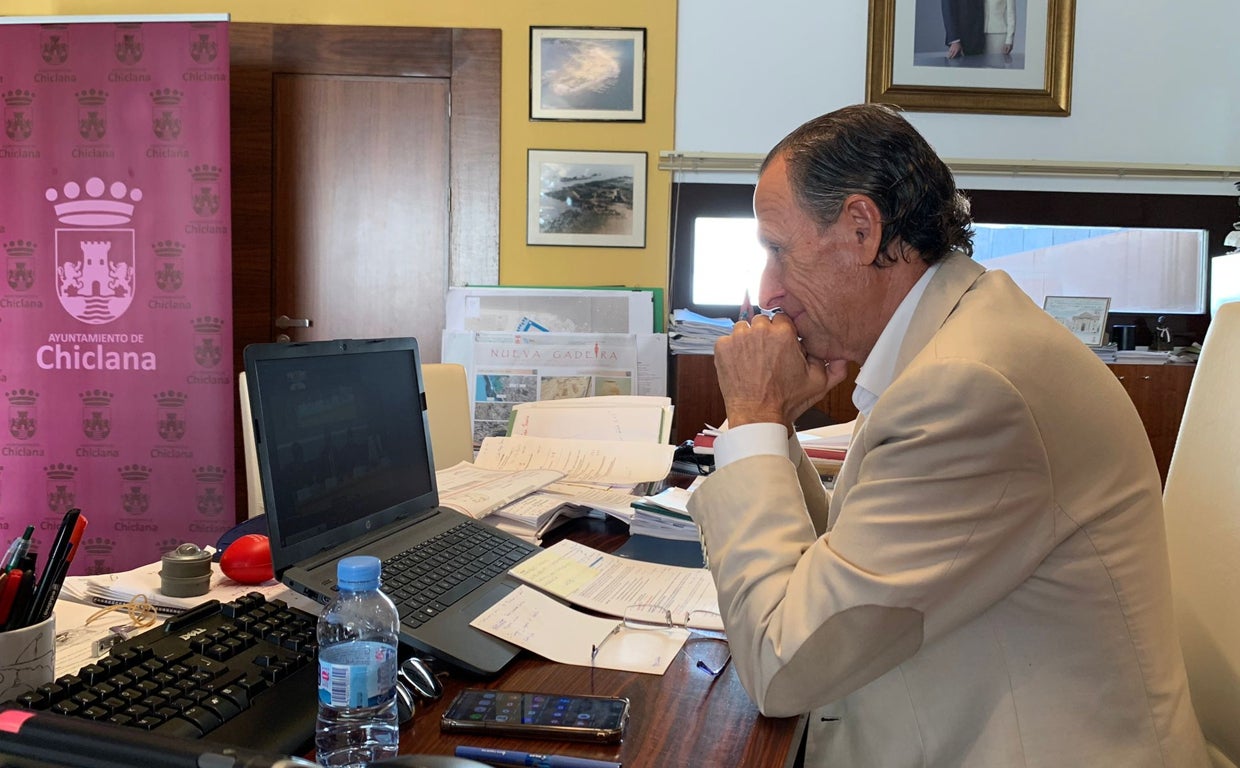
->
<box><xmin>397</xmin><ymin>515</ymin><xmax>804</xmax><ymax>767</ymax></box>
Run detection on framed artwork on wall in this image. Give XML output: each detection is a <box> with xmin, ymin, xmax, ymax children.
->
<box><xmin>1043</xmin><ymin>295</ymin><xmax>1110</xmax><ymax>346</ymax></box>
<box><xmin>530</xmin><ymin>26</ymin><xmax>646</xmax><ymax>121</ymax></box>
<box><xmin>865</xmin><ymin>0</ymin><xmax>1075</xmax><ymax>116</ymax></box>
<box><xmin>527</xmin><ymin>149</ymin><xmax>647</xmax><ymax>248</ymax></box>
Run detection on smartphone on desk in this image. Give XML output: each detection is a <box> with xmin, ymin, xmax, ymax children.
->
<box><xmin>440</xmin><ymin>689</ymin><xmax>629</xmax><ymax>743</ymax></box>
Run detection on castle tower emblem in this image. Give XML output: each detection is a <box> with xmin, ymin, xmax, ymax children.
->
<box><xmin>3</xmin><ymin>90</ymin><xmax>34</xmax><ymax>142</ymax></box>
<box><xmin>189</xmin><ymin>23</ymin><xmax>218</xmax><ymax>64</ymax></box>
<box><xmin>154</xmin><ymin>390</ymin><xmax>188</xmax><ymax>442</ymax></box>
<box><xmin>6</xmin><ymin>240</ymin><xmax>35</xmax><ymax>293</ymax></box>
<box><xmin>7</xmin><ymin>388</ymin><xmax>38</xmax><ymax>440</ymax></box>
<box><xmin>75</xmin><ymin>89</ymin><xmax>107</xmax><ymax>142</ymax></box>
<box><xmin>44</xmin><ymin>463</ymin><xmax>77</xmax><ymax>515</ymax></box>
<box><xmin>189</xmin><ymin>165</ymin><xmax>222</xmax><ymax>218</ymax></box>
<box><xmin>114</xmin><ymin>23</ymin><xmax>144</xmax><ymax>65</ymax></box>
<box><xmin>40</xmin><ymin>25</ymin><xmax>69</xmax><ymax>66</ymax></box>
<box><xmin>80</xmin><ymin>389</ymin><xmax>113</xmax><ymax>441</ymax></box>
<box><xmin>118</xmin><ymin>464</ymin><xmax>152</xmax><ymax>516</ymax></box>
<box><xmin>153</xmin><ymin>240</ymin><xmax>184</xmax><ymax>293</ymax></box>
<box><xmin>48</xmin><ymin>177</ymin><xmax>142</xmax><ymax>324</ymax></box>
<box><xmin>150</xmin><ymin>88</ymin><xmax>183</xmax><ymax>142</ymax></box>
<box><xmin>194</xmin><ymin>465</ymin><xmax>226</xmax><ymax>518</ymax></box>
<box><xmin>192</xmin><ymin>316</ymin><xmax>224</xmax><ymax>367</ymax></box>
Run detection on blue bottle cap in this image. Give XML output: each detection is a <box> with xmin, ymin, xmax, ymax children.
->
<box><xmin>337</xmin><ymin>555</ymin><xmax>381</xmax><ymax>591</ymax></box>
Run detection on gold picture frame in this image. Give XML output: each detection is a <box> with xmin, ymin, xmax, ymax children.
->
<box><xmin>865</xmin><ymin>0</ymin><xmax>1075</xmax><ymax>116</ymax></box>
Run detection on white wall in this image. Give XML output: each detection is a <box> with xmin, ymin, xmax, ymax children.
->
<box><xmin>675</xmin><ymin>0</ymin><xmax>1240</xmax><ymax>195</ymax></box>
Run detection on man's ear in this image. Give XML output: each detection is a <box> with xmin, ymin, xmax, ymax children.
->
<box><xmin>843</xmin><ymin>194</ymin><xmax>883</xmax><ymax>266</ymax></box>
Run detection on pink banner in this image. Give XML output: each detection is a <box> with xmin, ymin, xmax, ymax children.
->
<box><xmin>0</xmin><ymin>17</ymin><xmax>233</xmax><ymax>574</ymax></box>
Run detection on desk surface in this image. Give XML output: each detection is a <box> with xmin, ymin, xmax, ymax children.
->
<box><xmin>398</xmin><ymin>515</ymin><xmax>804</xmax><ymax>768</ymax></box>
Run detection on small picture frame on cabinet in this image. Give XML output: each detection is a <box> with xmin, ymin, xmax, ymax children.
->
<box><xmin>1043</xmin><ymin>295</ymin><xmax>1110</xmax><ymax>346</ymax></box>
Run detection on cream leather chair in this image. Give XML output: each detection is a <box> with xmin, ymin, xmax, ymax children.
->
<box><xmin>1163</xmin><ymin>301</ymin><xmax>1240</xmax><ymax>768</ymax></box>
<box><xmin>422</xmin><ymin>362</ymin><xmax>474</xmax><ymax>472</ymax></box>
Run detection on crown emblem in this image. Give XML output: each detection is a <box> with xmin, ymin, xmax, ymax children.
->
<box><xmin>80</xmin><ymin>388</ymin><xmax>113</xmax><ymax>407</ymax></box>
<box><xmin>5</xmin><ymin>240</ymin><xmax>35</xmax><ymax>292</ymax></box>
<box><xmin>153</xmin><ymin>240</ymin><xmax>185</xmax><ymax>258</ymax></box>
<box><xmin>7</xmin><ymin>388</ymin><xmax>36</xmax><ymax>407</ymax></box>
<box><xmin>8</xmin><ymin>388</ymin><xmax>38</xmax><ymax>440</ymax></box>
<box><xmin>190</xmin><ymin>164</ymin><xmax>220</xmax><ymax>182</ymax></box>
<box><xmin>46</xmin><ymin>177</ymin><xmax>141</xmax><ymax>227</ymax></box>
<box><xmin>150</xmin><ymin>88</ymin><xmax>182</xmax><ymax>106</ymax></box>
<box><xmin>81</xmin><ymin>536</ymin><xmax>116</xmax><ymax>556</ymax></box>
<box><xmin>154</xmin><ymin>390</ymin><xmax>187</xmax><ymax>408</ymax></box>
<box><xmin>119</xmin><ymin>464</ymin><xmax>152</xmax><ymax>516</ymax></box>
<box><xmin>3</xmin><ymin>89</ymin><xmax>33</xmax><ymax>108</ymax></box>
<box><xmin>194</xmin><ymin>465</ymin><xmax>226</xmax><ymax>483</ymax></box>
<box><xmin>75</xmin><ymin>88</ymin><xmax>106</xmax><ymax>107</ymax></box>
<box><xmin>44</xmin><ymin>462</ymin><xmax>77</xmax><ymax>481</ymax></box>
<box><xmin>119</xmin><ymin>463</ymin><xmax>152</xmax><ymax>482</ymax></box>
<box><xmin>156</xmin><ymin>538</ymin><xmax>183</xmax><ymax>555</ymax></box>
<box><xmin>192</xmin><ymin>316</ymin><xmax>222</xmax><ymax>334</ymax></box>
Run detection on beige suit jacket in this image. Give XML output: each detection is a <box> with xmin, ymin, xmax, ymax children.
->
<box><xmin>688</xmin><ymin>254</ymin><xmax>1207</xmax><ymax>767</ymax></box>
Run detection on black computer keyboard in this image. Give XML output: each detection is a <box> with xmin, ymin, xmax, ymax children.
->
<box><xmin>5</xmin><ymin>592</ymin><xmax>320</xmax><ymax>756</ymax></box>
<box><xmin>380</xmin><ymin>520</ymin><xmax>536</xmax><ymax>627</ymax></box>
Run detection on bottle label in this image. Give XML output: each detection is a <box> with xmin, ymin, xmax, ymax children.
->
<box><xmin>317</xmin><ymin>641</ymin><xmax>397</xmax><ymax>708</ymax></box>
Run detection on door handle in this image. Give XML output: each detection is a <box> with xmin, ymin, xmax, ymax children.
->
<box><xmin>275</xmin><ymin>314</ymin><xmax>313</xmax><ymax>329</ymax></box>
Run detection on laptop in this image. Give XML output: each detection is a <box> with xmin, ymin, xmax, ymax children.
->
<box><xmin>242</xmin><ymin>337</ymin><xmax>537</xmax><ymax>676</ymax></box>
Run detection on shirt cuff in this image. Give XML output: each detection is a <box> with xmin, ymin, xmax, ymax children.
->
<box><xmin>714</xmin><ymin>422</ymin><xmax>795</xmax><ymax>468</ymax></box>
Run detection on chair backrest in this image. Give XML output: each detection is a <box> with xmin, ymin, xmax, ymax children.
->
<box><xmin>422</xmin><ymin>362</ymin><xmax>474</xmax><ymax>472</ymax></box>
<box><xmin>238</xmin><ymin>371</ymin><xmax>265</xmax><ymax>519</ymax></box>
<box><xmin>1163</xmin><ymin>300</ymin><xmax>1240</xmax><ymax>768</ymax></box>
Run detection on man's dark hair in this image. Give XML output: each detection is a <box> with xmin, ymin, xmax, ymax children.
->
<box><xmin>760</xmin><ymin>103</ymin><xmax>974</xmax><ymax>266</ymax></box>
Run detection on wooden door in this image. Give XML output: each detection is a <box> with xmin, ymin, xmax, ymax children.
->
<box><xmin>273</xmin><ymin>74</ymin><xmax>449</xmax><ymax>357</ymax></box>
<box><xmin>229</xmin><ymin>23</ymin><xmax>499</xmax><ymax>520</ymax></box>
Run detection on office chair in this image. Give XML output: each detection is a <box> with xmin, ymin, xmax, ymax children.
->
<box><xmin>1162</xmin><ymin>301</ymin><xmax>1240</xmax><ymax>768</ymax></box>
<box><xmin>422</xmin><ymin>362</ymin><xmax>474</xmax><ymax>472</ymax></box>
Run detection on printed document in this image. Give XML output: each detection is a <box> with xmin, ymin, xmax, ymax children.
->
<box><xmin>508</xmin><ymin>540</ymin><xmax>722</xmax><ymax>630</ymax></box>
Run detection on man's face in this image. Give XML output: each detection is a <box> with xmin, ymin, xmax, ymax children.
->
<box><xmin>754</xmin><ymin>155</ymin><xmax>877</xmax><ymax>363</ymax></box>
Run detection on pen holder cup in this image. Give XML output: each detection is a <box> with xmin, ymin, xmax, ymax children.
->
<box><xmin>0</xmin><ymin>614</ymin><xmax>55</xmax><ymax>704</ymax></box>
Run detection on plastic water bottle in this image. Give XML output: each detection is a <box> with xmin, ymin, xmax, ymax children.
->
<box><xmin>315</xmin><ymin>555</ymin><xmax>400</xmax><ymax>767</ymax></box>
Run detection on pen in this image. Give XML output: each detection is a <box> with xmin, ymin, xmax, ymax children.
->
<box><xmin>455</xmin><ymin>745</ymin><xmax>621</xmax><ymax>768</ymax></box>
<box><xmin>3</xmin><ymin>526</ymin><xmax>33</xmax><ymax>572</ymax></box>
<box><xmin>25</xmin><ymin>508</ymin><xmax>80</xmax><ymax>628</ymax></box>
<box><xmin>29</xmin><ymin>513</ymin><xmax>87</xmax><ymax>625</ymax></box>
<box><xmin>0</xmin><ymin>567</ymin><xmax>25</xmax><ymax>628</ymax></box>
<box><xmin>738</xmin><ymin>289</ymin><xmax>753</xmax><ymax>322</ymax></box>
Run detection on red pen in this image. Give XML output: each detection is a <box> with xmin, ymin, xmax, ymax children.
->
<box><xmin>0</xmin><ymin>567</ymin><xmax>23</xmax><ymax>626</ymax></box>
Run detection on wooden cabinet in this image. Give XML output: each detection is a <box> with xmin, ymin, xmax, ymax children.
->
<box><xmin>1109</xmin><ymin>364</ymin><xmax>1196</xmax><ymax>484</ymax></box>
<box><xmin>670</xmin><ymin>355</ymin><xmax>1196</xmax><ymax>485</ymax></box>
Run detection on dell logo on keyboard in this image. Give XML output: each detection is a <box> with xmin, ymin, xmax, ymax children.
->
<box><xmin>179</xmin><ymin>627</ymin><xmax>209</xmax><ymax>641</ymax></box>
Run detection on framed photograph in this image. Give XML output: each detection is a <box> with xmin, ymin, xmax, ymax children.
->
<box><xmin>530</xmin><ymin>26</ymin><xmax>646</xmax><ymax>121</ymax></box>
<box><xmin>527</xmin><ymin>150</ymin><xmax>647</xmax><ymax>248</ymax></box>
<box><xmin>1043</xmin><ymin>295</ymin><xmax>1110</xmax><ymax>346</ymax></box>
<box><xmin>865</xmin><ymin>0</ymin><xmax>1075</xmax><ymax>116</ymax></box>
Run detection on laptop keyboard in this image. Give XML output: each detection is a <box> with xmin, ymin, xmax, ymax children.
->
<box><xmin>6</xmin><ymin>592</ymin><xmax>319</xmax><ymax>756</ymax></box>
<box><xmin>381</xmin><ymin>520</ymin><xmax>536</xmax><ymax>627</ymax></box>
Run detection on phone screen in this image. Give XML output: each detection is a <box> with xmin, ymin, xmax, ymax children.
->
<box><xmin>442</xmin><ymin>690</ymin><xmax>629</xmax><ymax>741</ymax></box>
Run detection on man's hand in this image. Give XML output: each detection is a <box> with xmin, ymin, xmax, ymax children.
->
<box><xmin>946</xmin><ymin>41</ymin><xmax>963</xmax><ymax>59</ymax></box>
<box><xmin>714</xmin><ymin>313</ymin><xmax>849</xmax><ymax>434</ymax></box>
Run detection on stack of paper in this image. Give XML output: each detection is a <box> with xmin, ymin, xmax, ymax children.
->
<box><xmin>630</xmin><ymin>485</ymin><xmax>702</xmax><ymax>542</ymax></box>
<box><xmin>508</xmin><ymin>395</ymin><xmax>673</xmax><ymax>444</ymax></box>
<box><xmin>435</xmin><ymin>463</ymin><xmax>565</xmax><ymax>520</ymax></box>
<box><xmin>1114</xmin><ymin>349</ymin><xmax>1170</xmax><ymax>365</ymax></box>
<box><xmin>669</xmin><ymin>309</ymin><xmax>734</xmax><ymax>355</ymax></box>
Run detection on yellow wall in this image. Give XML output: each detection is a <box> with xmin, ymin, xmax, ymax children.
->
<box><xmin>12</xmin><ymin>1</ymin><xmax>676</xmax><ymax>294</ymax></box>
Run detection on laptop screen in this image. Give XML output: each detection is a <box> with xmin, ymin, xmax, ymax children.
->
<box><xmin>244</xmin><ymin>338</ymin><xmax>438</xmax><ymax>569</ymax></box>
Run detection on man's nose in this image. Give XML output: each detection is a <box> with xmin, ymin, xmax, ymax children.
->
<box><xmin>759</xmin><ymin>264</ymin><xmax>784</xmax><ymax>311</ymax></box>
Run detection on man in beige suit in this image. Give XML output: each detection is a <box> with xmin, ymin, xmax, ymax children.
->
<box><xmin>687</xmin><ymin>104</ymin><xmax>1207</xmax><ymax>767</ymax></box>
